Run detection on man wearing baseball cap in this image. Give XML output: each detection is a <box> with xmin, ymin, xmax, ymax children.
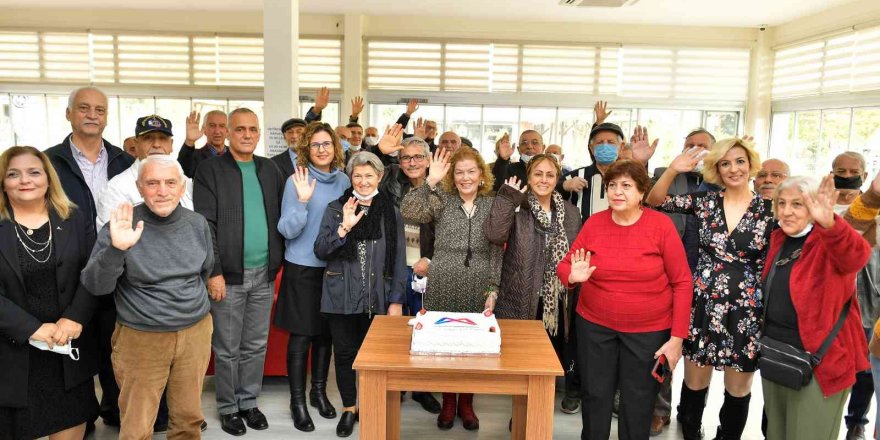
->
<box><xmin>270</xmin><ymin>117</ymin><xmax>307</xmax><ymax>177</ymax></box>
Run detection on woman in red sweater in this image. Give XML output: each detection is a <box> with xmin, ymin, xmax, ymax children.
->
<box><xmin>761</xmin><ymin>175</ymin><xmax>871</xmax><ymax>440</ymax></box>
<box><xmin>557</xmin><ymin>160</ymin><xmax>692</xmax><ymax>440</ymax></box>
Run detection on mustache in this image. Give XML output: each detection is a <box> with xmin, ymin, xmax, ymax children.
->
<box><xmin>759</xmin><ymin>184</ymin><xmax>775</xmax><ymax>191</ymax></box>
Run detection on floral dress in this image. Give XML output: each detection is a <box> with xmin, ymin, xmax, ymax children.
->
<box><xmin>657</xmin><ymin>191</ymin><xmax>773</xmax><ymax>372</ymax></box>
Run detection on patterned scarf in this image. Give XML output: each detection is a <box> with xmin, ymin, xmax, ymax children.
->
<box><xmin>335</xmin><ymin>188</ymin><xmax>398</xmax><ymax>278</ymax></box>
<box><xmin>528</xmin><ymin>190</ymin><xmax>569</xmax><ymax>336</ymax></box>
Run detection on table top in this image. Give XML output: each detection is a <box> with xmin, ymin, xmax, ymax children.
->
<box><xmin>353</xmin><ymin>315</ymin><xmax>563</xmax><ymax>377</ymax></box>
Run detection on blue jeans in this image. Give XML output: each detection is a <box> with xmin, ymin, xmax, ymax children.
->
<box><xmin>404</xmin><ymin>267</ymin><xmax>423</xmax><ymax>316</ymax></box>
<box><xmin>845</xmin><ymin>326</ymin><xmax>874</xmax><ymax>428</ymax></box>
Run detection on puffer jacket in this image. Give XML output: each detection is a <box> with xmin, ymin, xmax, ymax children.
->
<box><xmin>484</xmin><ymin>184</ymin><xmax>581</xmax><ymax>321</ymax></box>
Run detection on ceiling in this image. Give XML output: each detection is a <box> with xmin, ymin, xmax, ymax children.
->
<box><xmin>0</xmin><ymin>0</ymin><xmax>862</xmax><ymax>27</ymax></box>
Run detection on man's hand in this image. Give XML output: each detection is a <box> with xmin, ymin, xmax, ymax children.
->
<box><xmin>208</xmin><ymin>275</ymin><xmax>226</xmax><ymax>301</ymax></box>
<box><xmin>497</xmin><ymin>134</ymin><xmax>513</xmax><ymax>161</ymax></box>
<box><xmin>378</xmin><ymin>124</ymin><xmax>405</xmax><ymax>155</ymax></box>
<box><xmin>413</xmin><ymin>117</ymin><xmax>427</xmax><ymax>139</ymax></box>
<box><xmin>406</xmin><ymin>98</ymin><xmax>420</xmax><ymax>116</ymax></box>
<box><xmin>315</xmin><ymin>87</ymin><xmax>330</xmax><ymax>113</ymax></box>
<box><xmin>185</xmin><ymin>110</ymin><xmax>204</xmax><ymax>145</ymax></box>
<box><xmin>30</xmin><ymin>323</ymin><xmax>59</xmax><ymax>349</ymax></box>
<box><xmin>630</xmin><ymin>125</ymin><xmax>659</xmax><ymax>165</ymax></box>
<box><xmin>351</xmin><ymin>96</ymin><xmax>364</xmax><ymax>117</ymax></box>
<box><xmin>387</xmin><ymin>303</ymin><xmax>403</xmax><ymax>316</ymax></box>
<box><xmin>52</xmin><ymin>318</ymin><xmax>83</xmax><ymax>345</ymax></box>
<box><xmin>109</xmin><ymin>203</ymin><xmax>144</xmax><ymax>251</ymax></box>
<box><xmin>413</xmin><ymin>257</ymin><xmax>430</xmax><ymax>277</ymax></box>
<box><xmin>562</xmin><ymin>177</ymin><xmax>588</xmax><ymax>193</ymax></box>
<box><xmin>594</xmin><ymin>101</ymin><xmax>612</xmax><ymax>125</ymax></box>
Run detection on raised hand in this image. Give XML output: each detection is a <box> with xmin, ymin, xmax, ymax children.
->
<box><xmin>109</xmin><ymin>202</ymin><xmax>144</xmax><ymax>251</ymax></box>
<box><xmin>315</xmin><ymin>87</ymin><xmax>330</xmax><ymax>112</ymax></box>
<box><xmin>292</xmin><ymin>166</ymin><xmax>317</xmax><ymax>203</ymax></box>
<box><xmin>594</xmin><ymin>100</ymin><xmax>612</xmax><ymax>124</ymax></box>
<box><xmin>341</xmin><ymin>197</ymin><xmax>366</xmax><ymax>232</ymax></box>
<box><xmin>351</xmin><ymin>96</ymin><xmax>365</xmax><ymax>117</ymax></box>
<box><xmin>567</xmin><ymin>249</ymin><xmax>597</xmax><ymax>284</ymax></box>
<box><xmin>505</xmin><ymin>176</ymin><xmax>527</xmax><ymax>193</ymax></box>
<box><xmin>413</xmin><ymin>117</ymin><xmax>427</xmax><ymax>139</ymax></box>
<box><xmin>30</xmin><ymin>323</ymin><xmax>59</xmax><ymax>349</ymax></box>
<box><xmin>406</xmin><ymin>98</ymin><xmax>420</xmax><ymax>116</ymax></box>
<box><xmin>631</xmin><ymin>125</ymin><xmax>659</xmax><ymax>164</ymax></box>
<box><xmin>497</xmin><ymin>134</ymin><xmax>513</xmax><ymax>161</ymax></box>
<box><xmin>185</xmin><ymin>110</ymin><xmax>204</xmax><ymax>145</ymax></box>
<box><xmin>378</xmin><ymin>124</ymin><xmax>404</xmax><ymax>155</ymax></box>
<box><xmin>804</xmin><ymin>174</ymin><xmax>839</xmax><ymax>229</ymax></box>
<box><xmin>426</xmin><ymin>148</ymin><xmax>452</xmax><ymax>188</ymax></box>
<box><xmin>669</xmin><ymin>147</ymin><xmax>707</xmax><ymax>174</ymax></box>
<box><xmin>871</xmin><ymin>168</ymin><xmax>880</xmax><ymax>195</ymax></box>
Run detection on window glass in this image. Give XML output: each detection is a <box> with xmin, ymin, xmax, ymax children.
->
<box><xmin>0</xmin><ymin>94</ymin><xmax>13</xmax><ymax>152</ymax></box>
<box><xmin>768</xmin><ymin>112</ymin><xmax>795</xmax><ymax>162</ymax></box>
<box><xmin>793</xmin><ymin>110</ymin><xmax>820</xmax><ymax>175</ymax></box>
<box><xmin>155</xmin><ymin>98</ymin><xmax>193</xmax><ymax>156</ymax></box>
<box><xmin>704</xmin><ymin>111</ymin><xmax>739</xmax><ymax>139</ymax></box>
<box><xmin>482</xmin><ymin>106</ymin><xmax>518</xmax><ymax>162</ymax></box>
<box><xmin>9</xmin><ymin>94</ymin><xmax>47</xmax><ymax>148</ymax></box>
<box><xmin>852</xmin><ymin>107</ymin><xmax>880</xmax><ymax>174</ymax></box>
<box><xmin>445</xmin><ymin>105</ymin><xmax>482</xmax><ymax>154</ymax></box>
<box><xmin>636</xmin><ymin>109</ymin><xmax>702</xmax><ymax>173</ymax></box>
<box><xmin>119</xmin><ymin>97</ymin><xmax>156</xmax><ymax>143</ymax></box>
<box><xmin>819</xmin><ymin>109</ymin><xmax>852</xmax><ymax>173</ymax></box>
<box><xmin>556</xmin><ymin>107</ymin><xmax>593</xmax><ymax>170</ymax></box>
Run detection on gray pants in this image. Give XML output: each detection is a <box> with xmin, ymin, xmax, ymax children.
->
<box><xmin>211</xmin><ymin>266</ymin><xmax>272</xmax><ymax>415</ymax></box>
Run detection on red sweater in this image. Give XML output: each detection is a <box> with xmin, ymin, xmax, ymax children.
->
<box><xmin>762</xmin><ymin>215</ymin><xmax>871</xmax><ymax>397</ymax></box>
<box><xmin>557</xmin><ymin>209</ymin><xmax>693</xmax><ymax>338</ymax></box>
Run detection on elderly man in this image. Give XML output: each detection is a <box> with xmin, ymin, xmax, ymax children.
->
<box><xmin>194</xmin><ymin>108</ymin><xmax>285</xmax><ymax>436</ymax></box>
<box><xmin>81</xmin><ymin>155</ymin><xmax>214</xmax><ymax>440</ymax></box>
<box><xmin>492</xmin><ymin>130</ymin><xmax>545</xmax><ymax>191</ymax></box>
<box><xmin>96</xmin><ymin>115</ymin><xmax>193</xmax><ymax>230</ymax></box>
<box><xmin>178</xmin><ymin>110</ymin><xmax>228</xmax><ymax>179</ymax></box>
<box><xmin>122</xmin><ymin>136</ymin><xmax>137</xmax><ymax>157</ymax></box>
<box><xmin>271</xmin><ymin>117</ymin><xmax>307</xmax><ymax>177</ymax></box>
<box><xmin>46</xmin><ymin>86</ymin><xmax>135</xmax><ymax>429</ymax></box>
<box><xmin>544</xmin><ymin>144</ymin><xmax>572</xmax><ymax>175</ymax></box>
<box><xmin>365</xmin><ymin>126</ymin><xmax>380</xmax><ymax>146</ymax></box>
<box><xmin>437</xmin><ymin>131</ymin><xmax>461</xmax><ymax>154</ymax></box>
<box><xmin>754</xmin><ymin>158</ymin><xmax>790</xmax><ymax>200</ymax></box>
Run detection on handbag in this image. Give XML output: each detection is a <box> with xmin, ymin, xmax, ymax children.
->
<box><xmin>757</xmin><ymin>248</ymin><xmax>852</xmax><ymax>390</ymax></box>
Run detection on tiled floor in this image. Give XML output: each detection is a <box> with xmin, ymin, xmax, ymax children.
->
<box><xmin>86</xmin><ymin>363</ymin><xmax>873</xmax><ymax>439</ymax></box>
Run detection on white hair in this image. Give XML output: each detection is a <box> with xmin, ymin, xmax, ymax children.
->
<box><xmin>67</xmin><ymin>86</ymin><xmax>107</xmax><ymax>110</ymax></box>
<box><xmin>772</xmin><ymin>175</ymin><xmax>820</xmax><ymax>216</ymax></box>
<box><xmin>401</xmin><ymin>136</ymin><xmax>431</xmax><ymax>157</ymax></box>
<box><xmin>137</xmin><ymin>155</ymin><xmax>185</xmax><ymax>183</ymax></box>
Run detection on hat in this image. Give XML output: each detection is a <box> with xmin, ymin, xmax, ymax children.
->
<box><xmin>135</xmin><ymin>115</ymin><xmax>173</xmax><ymax>137</ymax></box>
<box><xmin>281</xmin><ymin>118</ymin><xmax>307</xmax><ymax>133</ymax></box>
<box><xmin>461</xmin><ymin>137</ymin><xmax>473</xmax><ymax>148</ymax></box>
<box><xmin>589</xmin><ymin>122</ymin><xmax>625</xmax><ymax>143</ymax></box>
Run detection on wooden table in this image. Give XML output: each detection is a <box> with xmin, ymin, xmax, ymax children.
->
<box><xmin>353</xmin><ymin>315</ymin><xmax>563</xmax><ymax>440</ymax></box>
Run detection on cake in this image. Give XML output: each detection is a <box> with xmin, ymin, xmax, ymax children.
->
<box><xmin>409</xmin><ymin>310</ymin><xmax>501</xmax><ymax>356</ymax></box>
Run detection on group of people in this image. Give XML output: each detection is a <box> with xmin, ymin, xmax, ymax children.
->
<box><xmin>0</xmin><ymin>84</ymin><xmax>878</xmax><ymax>440</ymax></box>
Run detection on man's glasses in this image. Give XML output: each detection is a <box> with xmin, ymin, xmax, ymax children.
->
<box><xmin>399</xmin><ymin>154</ymin><xmax>426</xmax><ymax>163</ymax></box>
<box><xmin>756</xmin><ymin>172</ymin><xmax>787</xmax><ymax>180</ymax></box>
<box><xmin>309</xmin><ymin>141</ymin><xmax>333</xmax><ymax>151</ymax></box>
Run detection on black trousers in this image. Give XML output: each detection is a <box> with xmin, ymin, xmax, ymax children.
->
<box><xmin>564</xmin><ymin>288</ymin><xmax>582</xmax><ymax>398</ymax></box>
<box><xmin>95</xmin><ymin>304</ymin><xmax>120</xmax><ymax>420</ymax></box>
<box><xmin>325</xmin><ymin>313</ymin><xmax>373</xmax><ymax>408</ymax></box>
<box><xmin>576</xmin><ymin>315</ymin><xmax>669</xmax><ymax>440</ymax></box>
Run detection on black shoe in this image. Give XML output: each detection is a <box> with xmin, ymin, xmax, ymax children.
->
<box><xmin>412</xmin><ymin>392</ymin><xmax>442</xmax><ymax>414</ymax></box>
<box><xmin>219</xmin><ymin>413</ymin><xmax>247</xmax><ymax>436</ymax></box>
<box><xmin>153</xmin><ymin>421</ymin><xmax>168</xmax><ymax>434</ymax></box>
<box><xmin>310</xmin><ymin>387</ymin><xmax>338</xmax><ymax>419</ymax></box>
<box><xmin>101</xmin><ymin>414</ymin><xmax>121</xmax><ymax>428</ymax></box>
<box><xmin>561</xmin><ymin>396</ymin><xmax>581</xmax><ymax>414</ymax></box>
<box><xmin>336</xmin><ymin>411</ymin><xmax>358</xmax><ymax>437</ymax></box>
<box><xmin>201</xmin><ymin>421</ymin><xmax>208</xmax><ymax>432</ymax></box>
<box><xmin>291</xmin><ymin>402</ymin><xmax>315</xmax><ymax>432</ymax></box>
<box><xmin>238</xmin><ymin>407</ymin><xmax>269</xmax><ymax>430</ymax></box>
<box><xmin>85</xmin><ymin>421</ymin><xmax>96</xmax><ymax>437</ymax></box>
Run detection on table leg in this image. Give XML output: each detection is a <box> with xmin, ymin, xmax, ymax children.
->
<box><xmin>386</xmin><ymin>390</ymin><xmax>400</xmax><ymax>440</ymax></box>
<box><xmin>511</xmin><ymin>394</ymin><xmax>527</xmax><ymax>440</ymax></box>
<box><xmin>358</xmin><ymin>370</ymin><xmax>387</xmax><ymax>440</ymax></box>
<box><xmin>525</xmin><ymin>375</ymin><xmax>555</xmax><ymax>440</ymax></box>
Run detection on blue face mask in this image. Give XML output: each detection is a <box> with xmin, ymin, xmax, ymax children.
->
<box><xmin>594</xmin><ymin>143</ymin><xmax>618</xmax><ymax>165</ymax></box>
<box><xmin>341</xmin><ymin>139</ymin><xmax>351</xmax><ymax>152</ymax></box>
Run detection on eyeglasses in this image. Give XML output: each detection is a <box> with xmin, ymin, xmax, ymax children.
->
<box><xmin>756</xmin><ymin>172</ymin><xmax>787</xmax><ymax>179</ymax></box>
<box><xmin>309</xmin><ymin>141</ymin><xmax>333</xmax><ymax>151</ymax></box>
<box><xmin>399</xmin><ymin>154</ymin><xmax>426</xmax><ymax>163</ymax></box>
<box><xmin>519</xmin><ymin>140</ymin><xmax>542</xmax><ymax>147</ymax></box>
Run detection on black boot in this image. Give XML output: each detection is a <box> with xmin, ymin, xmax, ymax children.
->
<box><xmin>287</xmin><ymin>335</ymin><xmax>315</xmax><ymax>432</ymax></box>
<box><xmin>679</xmin><ymin>384</ymin><xmax>709</xmax><ymax>440</ymax></box>
<box><xmin>714</xmin><ymin>391</ymin><xmax>751</xmax><ymax>440</ymax></box>
<box><xmin>310</xmin><ymin>336</ymin><xmax>338</xmax><ymax>419</ymax></box>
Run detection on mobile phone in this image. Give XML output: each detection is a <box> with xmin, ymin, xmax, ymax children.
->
<box><xmin>652</xmin><ymin>355</ymin><xmax>670</xmax><ymax>383</ymax></box>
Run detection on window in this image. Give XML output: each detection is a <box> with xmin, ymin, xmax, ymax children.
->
<box><xmin>637</xmin><ymin>109</ymin><xmax>703</xmax><ymax>170</ymax></box>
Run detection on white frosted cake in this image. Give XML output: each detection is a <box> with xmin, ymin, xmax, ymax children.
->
<box><xmin>409</xmin><ymin>311</ymin><xmax>501</xmax><ymax>356</ymax></box>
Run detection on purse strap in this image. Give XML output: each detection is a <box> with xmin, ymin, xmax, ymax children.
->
<box><xmin>763</xmin><ymin>244</ymin><xmax>853</xmax><ymax>367</ymax></box>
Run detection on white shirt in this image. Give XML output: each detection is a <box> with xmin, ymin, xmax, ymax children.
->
<box><xmin>95</xmin><ymin>159</ymin><xmax>194</xmax><ymax>230</ymax></box>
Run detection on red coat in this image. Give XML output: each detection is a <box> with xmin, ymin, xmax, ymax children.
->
<box><xmin>762</xmin><ymin>215</ymin><xmax>871</xmax><ymax>397</ymax></box>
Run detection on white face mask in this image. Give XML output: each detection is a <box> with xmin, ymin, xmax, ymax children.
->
<box><xmin>411</xmin><ymin>275</ymin><xmax>427</xmax><ymax>293</ymax></box>
<box><xmin>520</xmin><ymin>154</ymin><xmax>534</xmax><ymax>164</ymax></box>
<box><xmin>30</xmin><ymin>339</ymin><xmax>80</xmax><ymax>360</ymax></box>
<box><xmin>353</xmin><ymin>189</ymin><xmax>379</xmax><ymax>201</ymax></box>
<box><xmin>693</xmin><ymin>160</ymin><xmax>705</xmax><ymax>173</ymax></box>
<box><xmin>789</xmin><ymin>222</ymin><xmax>813</xmax><ymax>238</ymax></box>
<box><xmin>389</xmin><ymin>150</ymin><xmax>399</xmax><ymax>158</ymax></box>
<box><xmin>364</xmin><ymin>136</ymin><xmax>379</xmax><ymax>146</ymax></box>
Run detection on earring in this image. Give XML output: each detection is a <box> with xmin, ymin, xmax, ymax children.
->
<box><xmin>480</xmin><ymin>180</ymin><xmax>485</xmax><ymax>187</ymax></box>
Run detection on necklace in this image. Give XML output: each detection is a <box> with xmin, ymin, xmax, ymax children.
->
<box><xmin>15</xmin><ymin>222</ymin><xmax>50</xmax><ymax>246</ymax></box>
<box><xmin>775</xmin><ymin>248</ymin><xmax>802</xmax><ymax>267</ymax></box>
<box><xmin>14</xmin><ymin>218</ymin><xmax>53</xmax><ymax>263</ymax></box>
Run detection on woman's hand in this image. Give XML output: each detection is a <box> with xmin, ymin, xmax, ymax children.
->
<box><xmin>52</xmin><ymin>318</ymin><xmax>83</xmax><ymax>345</ymax></box>
<box><xmin>870</xmin><ymin>168</ymin><xmax>880</xmax><ymax>195</ymax></box>
<box><xmin>339</xmin><ymin>197</ymin><xmax>366</xmax><ymax>237</ymax></box>
<box><xmin>567</xmin><ymin>249</ymin><xmax>597</xmax><ymax>284</ymax></box>
<box><xmin>293</xmin><ymin>166</ymin><xmax>317</xmax><ymax>203</ymax></box>
<box><xmin>426</xmin><ymin>148</ymin><xmax>451</xmax><ymax>188</ymax></box>
<box><xmin>804</xmin><ymin>174</ymin><xmax>838</xmax><ymax>229</ymax></box>
<box><xmin>387</xmin><ymin>303</ymin><xmax>403</xmax><ymax>316</ymax></box>
<box><xmin>377</xmin><ymin>124</ymin><xmax>404</xmax><ymax>155</ymax></box>
<box><xmin>504</xmin><ymin>176</ymin><xmax>527</xmax><ymax>193</ymax></box>
<box><xmin>413</xmin><ymin>257</ymin><xmax>430</xmax><ymax>277</ymax></box>
<box><xmin>31</xmin><ymin>323</ymin><xmax>59</xmax><ymax>349</ymax></box>
<box><xmin>484</xmin><ymin>291</ymin><xmax>497</xmax><ymax>315</ymax></box>
<box><xmin>654</xmin><ymin>336</ymin><xmax>684</xmax><ymax>371</ymax></box>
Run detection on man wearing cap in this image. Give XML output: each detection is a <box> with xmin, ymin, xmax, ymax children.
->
<box><xmin>194</xmin><ymin>108</ymin><xmax>286</xmax><ymax>436</ymax></box>
<box><xmin>178</xmin><ymin>110</ymin><xmax>228</xmax><ymax>179</ymax></box>
<box><xmin>492</xmin><ymin>130</ymin><xmax>543</xmax><ymax>191</ymax></box>
<box><xmin>81</xmin><ymin>155</ymin><xmax>214</xmax><ymax>440</ymax></box>
<box><xmin>45</xmin><ymin>86</ymin><xmax>135</xmax><ymax>429</ymax></box>
<box><xmin>271</xmin><ymin>117</ymin><xmax>306</xmax><ymax>177</ymax></box>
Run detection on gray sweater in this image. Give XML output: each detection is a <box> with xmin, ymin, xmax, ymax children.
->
<box><xmin>81</xmin><ymin>204</ymin><xmax>214</xmax><ymax>332</ymax></box>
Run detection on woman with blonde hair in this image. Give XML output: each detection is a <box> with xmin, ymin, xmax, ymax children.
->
<box><xmin>401</xmin><ymin>146</ymin><xmax>503</xmax><ymax>431</ymax></box>
<box><xmin>0</xmin><ymin>146</ymin><xmax>99</xmax><ymax>440</ymax></box>
<box><xmin>646</xmin><ymin>138</ymin><xmax>773</xmax><ymax>440</ymax></box>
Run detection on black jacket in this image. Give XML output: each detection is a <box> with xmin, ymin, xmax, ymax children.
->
<box><xmin>271</xmin><ymin>150</ymin><xmax>296</xmax><ymax>178</ymax></box>
<box><xmin>0</xmin><ymin>208</ymin><xmax>98</xmax><ymax>407</ymax></box>
<box><xmin>193</xmin><ymin>154</ymin><xmax>286</xmax><ymax>285</ymax></box>
<box><xmin>45</xmin><ymin>135</ymin><xmax>134</xmax><ymax>232</ymax></box>
<box><xmin>380</xmin><ymin>164</ymin><xmax>435</xmax><ymax>259</ymax></box>
<box><xmin>177</xmin><ymin>142</ymin><xmax>223</xmax><ymax>179</ymax></box>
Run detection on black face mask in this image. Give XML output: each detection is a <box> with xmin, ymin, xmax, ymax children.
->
<box><xmin>833</xmin><ymin>174</ymin><xmax>863</xmax><ymax>190</ymax></box>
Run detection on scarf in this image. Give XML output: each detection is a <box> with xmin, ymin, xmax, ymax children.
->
<box><xmin>528</xmin><ymin>190</ymin><xmax>569</xmax><ymax>336</ymax></box>
<box><xmin>336</xmin><ymin>188</ymin><xmax>398</xmax><ymax>278</ymax></box>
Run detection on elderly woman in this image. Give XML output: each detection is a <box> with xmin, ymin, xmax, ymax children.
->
<box><xmin>761</xmin><ymin>175</ymin><xmax>871</xmax><ymax>439</ymax></box>
<box><xmin>275</xmin><ymin>122</ymin><xmax>350</xmax><ymax>433</ymax></box>
<box><xmin>485</xmin><ymin>153</ymin><xmax>580</xmax><ymax>350</ymax></box>
<box><xmin>646</xmin><ymin>138</ymin><xmax>773</xmax><ymax>440</ymax></box>
<box><xmin>401</xmin><ymin>146</ymin><xmax>503</xmax><ymax>431</ymax></box>
<box><xmin>0</xmin><ymin>146</ymin><xmax>98</xmax><ymax>440</ymax></box>
<box><xmin>314</xmin><ymin>151</ymin><xmax>406</xmax><ymax>437</ymax></box>
<box><xmin>557</xmin><ymin>160</ymin><xmax>692</xmax><ymax>439</ymax></box>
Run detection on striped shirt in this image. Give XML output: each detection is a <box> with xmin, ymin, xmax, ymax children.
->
<box><xmin>69</xmin><ymin>135</ymin><xmax>109</xmax><ymax>200</ymax></box>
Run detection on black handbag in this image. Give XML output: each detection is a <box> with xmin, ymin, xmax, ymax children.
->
<box><xmin>757</xmin><ymin>249</ymin><xmax>852</xmax><ymax>391</ymax></box>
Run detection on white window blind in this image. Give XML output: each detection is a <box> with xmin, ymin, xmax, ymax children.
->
<box><xmin>619</xmin><ymin>47</ymin><xmax>749</xmax><ymax>100</ymax></box>
<box><xmin>0</xmin><ymin>28</ymin><xmax>341</xmax><ymax>90</ymax></box>
<box><xmin>520</xmin><ymin>45</ymin><xmax>594</xmax><ymax>93</ymax></box>
<box><xmin>367</xmin><ymin>41</ymin><xmax>442</xmax><ymax>90</ymax></box>
<box><xmin>772</xmin><ymin>24</ymin><xmax>880</xmax><ymax>99</ymax></box>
